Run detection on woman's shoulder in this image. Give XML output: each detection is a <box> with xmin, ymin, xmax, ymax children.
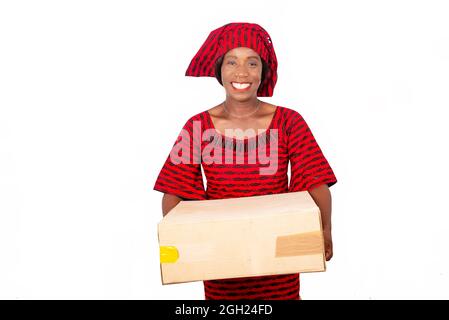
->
<box><xmin>275</xmin><ymin>106</ymin><xmax>310</xmax><ymax>137</ymax></box>
<box><xmin>277</xmin><ymin>105</ymin><xmax>303</xmax><ymax>118</ymax></box>
<box><xmin>182</xmin><ymin>109</ymin><xmax>211</xmax><ymax>125</ymax></box>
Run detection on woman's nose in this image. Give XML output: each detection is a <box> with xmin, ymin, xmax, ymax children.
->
<box><xmin>235</xmin><ymin>68</ymin><xmax>249</xmax><ymax>78</ymax></box>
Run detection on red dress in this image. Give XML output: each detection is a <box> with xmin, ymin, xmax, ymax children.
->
<box><xmin>154</xmin><ymin>106</ymin><xmax>337</xmax><ymax>300</ymax></box>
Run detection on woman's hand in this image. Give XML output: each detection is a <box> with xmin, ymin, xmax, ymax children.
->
<box><xmin>308</xmin><ymin>184</ymin><xmax>333</xmax><ymax>261</ymax></box>
<box><xmin>323</xmin><ymin>228</ymin><xmax>333</xmax><ymax>261</ymax></box>
<box><xmin>162</xmin><ymin>193</ymin><xmax>183</xmax><ymax>217</ymax></box>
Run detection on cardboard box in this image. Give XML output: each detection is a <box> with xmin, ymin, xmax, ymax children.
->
<box><xmin>158</xmin><ymin>191</ymin><xmax>325</xmax><ymax>284</ymax></box>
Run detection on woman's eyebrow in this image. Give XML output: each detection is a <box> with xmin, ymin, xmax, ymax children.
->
<box><xmin>225</xmin><ymin>55</ymin><xmax>260</xmax><ymax>60</ymax></box>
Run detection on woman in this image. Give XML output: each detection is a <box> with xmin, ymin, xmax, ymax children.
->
<box><xmin>154</xmin><ymin>22</ymin><xmax>337</xmax><ymax>300</ymax></box>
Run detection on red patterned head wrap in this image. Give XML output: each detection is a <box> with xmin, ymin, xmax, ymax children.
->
<box><xmin>185</xmin><ymin>22</ymin><xmax>278</xmax><ymax>97</ymax></box>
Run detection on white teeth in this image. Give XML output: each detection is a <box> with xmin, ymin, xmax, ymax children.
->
<box><xmin>232</xmin><ymin>82</ymin><xmax>251</xmax><ymax>89</ymax></box>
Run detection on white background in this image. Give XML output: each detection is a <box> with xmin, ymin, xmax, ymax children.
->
<box><xmin>1</xmin><ymin>0</ymin><xmax>448</xmax><ymax>300</ymax></box>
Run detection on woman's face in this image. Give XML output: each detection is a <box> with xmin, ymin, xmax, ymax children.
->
<box><xmin>221</xmin><ymin>47</ymin><xmax>263</xmax><ymax>100</ymax></box>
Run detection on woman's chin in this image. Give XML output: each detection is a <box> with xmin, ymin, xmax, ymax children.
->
<box><xmin>226</xmin><ymin>90</ymin><xmax>257</xmax><ymax>100</ymax></box>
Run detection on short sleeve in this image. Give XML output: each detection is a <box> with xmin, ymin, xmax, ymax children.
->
<box><xmin>287</xmin><ymin>112</ymin><xmax>337</xmax><ymax>192</ymax></box>
<box><xmin>153</xmin><ymin>116</ymin><xmax>207</xmax><ymax>200</ymax></box>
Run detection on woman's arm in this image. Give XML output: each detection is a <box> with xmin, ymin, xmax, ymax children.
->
<box><xmin>308</xmin><ymin>184</ymin><xmax>333</xmax><ymax>261</ymax></box>
<box><xmin>162</xmin><ymin>193</ymin><xmax>183</xmax><ymax>217</ymax></box>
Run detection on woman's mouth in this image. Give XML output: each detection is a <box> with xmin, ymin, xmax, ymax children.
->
<box><xmin>231</xmin><ymin>82</ymin><xmax>252</xmax><ymax>91</ymax></box>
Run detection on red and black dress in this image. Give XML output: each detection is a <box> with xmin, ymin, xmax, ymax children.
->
<box><xmin>154</xmin><ymin>106</ymin><xmax>337</xmax><ymax>300</ymax></box>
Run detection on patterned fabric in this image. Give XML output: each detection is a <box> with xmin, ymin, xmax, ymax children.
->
<box><xmin>185</xmin><ymin>22</ymin><xmax>278</xmax><ymax>97</ymax></box>
<box><xmin>154</xmin><ymin>106</ymin><xmax>337</xmax><ymax>300</ymax></box>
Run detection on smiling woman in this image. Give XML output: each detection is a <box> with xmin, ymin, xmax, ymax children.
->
<box><xmin>214</xmin><ymin>53</ymin><xmax>269</xmax><ymax>90</ymax></box>
<box><xmin>220</xmin><ymin>48</ymin><xmax>266</xmax><ymax>98</ymax></box>
<box><xmin>154</xmin><ymin>22</ymin><xmax>338</xmax><ymax>300</ymax></box>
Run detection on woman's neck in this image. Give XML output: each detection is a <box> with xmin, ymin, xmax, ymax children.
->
<box><xmin>223</xmin><ymin>98</ymin><xmax>261</xmax><ymax>118</ymax></box>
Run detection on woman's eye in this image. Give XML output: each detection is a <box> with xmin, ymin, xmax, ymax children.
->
<box><xmin>227</xmin><ymin>61</ymin><xmax>236</xmax><ymax>65</ymax></box>
<box><xmin>249</xmin><ymin>62</ymin><xmax>258</xmax><ymax>66</ymax></box>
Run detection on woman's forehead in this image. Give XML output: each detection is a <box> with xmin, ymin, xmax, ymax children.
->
<box><xmin>224</xmin><ymin>47</ymin><xmax>261</xmax><ymax>59</ymax></box>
